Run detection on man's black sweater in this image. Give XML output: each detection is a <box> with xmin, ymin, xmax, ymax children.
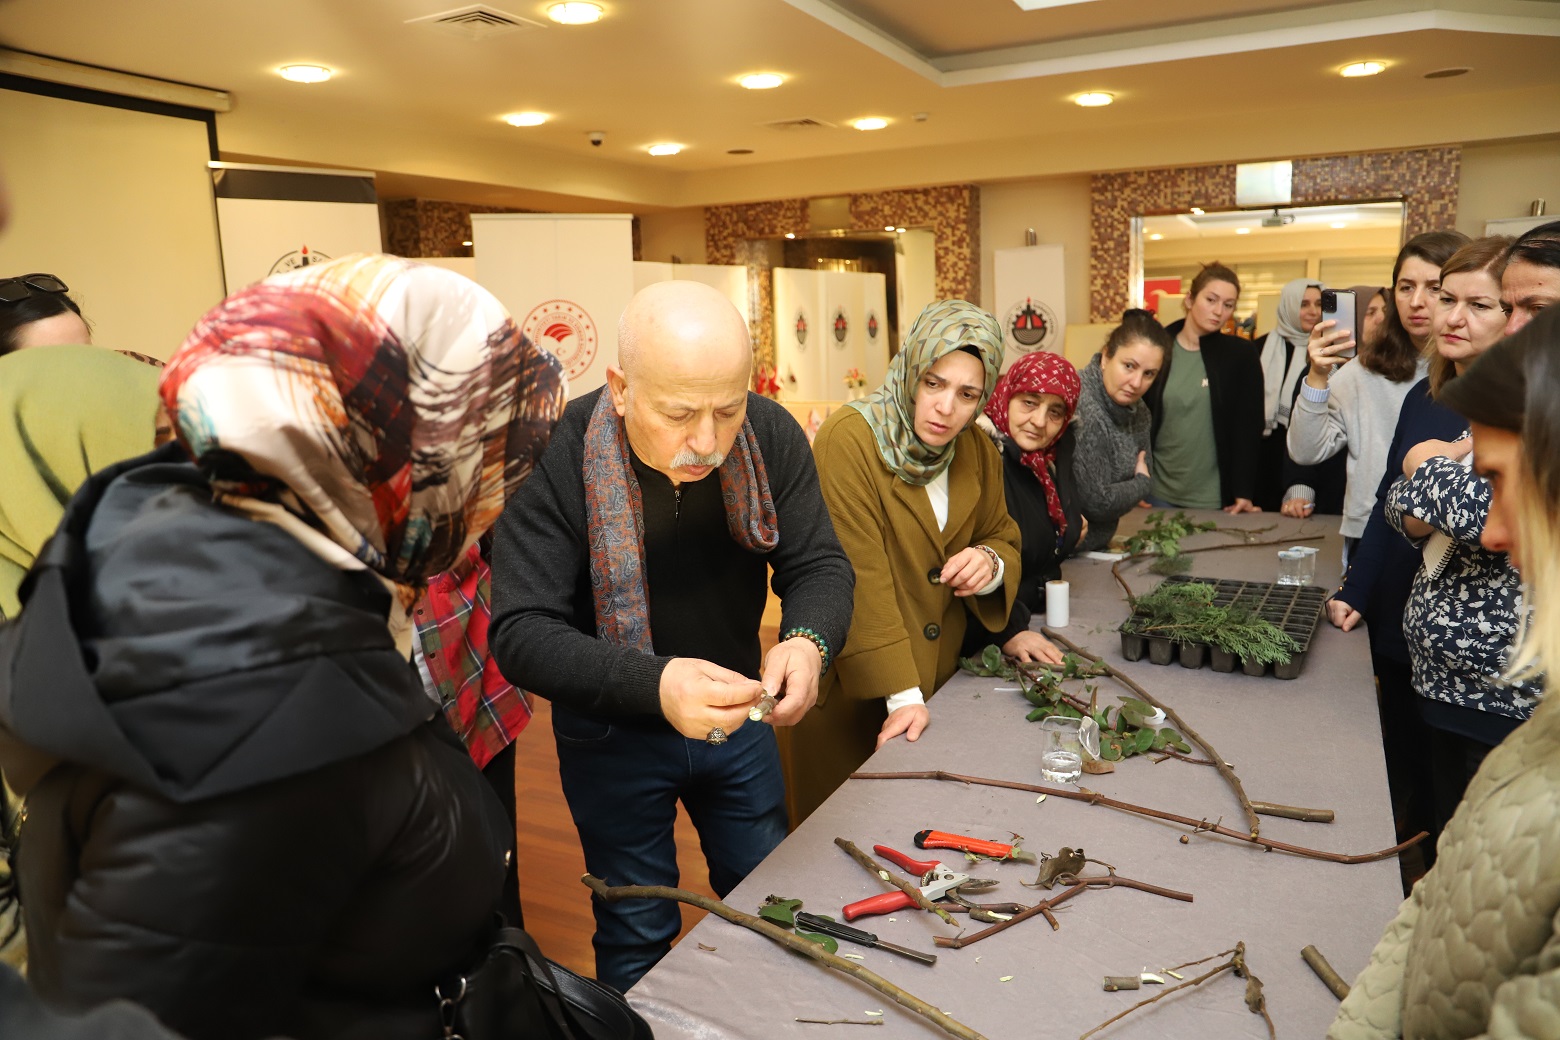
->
<box><xmin>489</xmin><ymin>389</ymin><xmax>854</xmax><ymax>726</ymax></box>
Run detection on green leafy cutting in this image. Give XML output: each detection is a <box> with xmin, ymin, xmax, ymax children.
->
<box><xmin>959</xmin><ymin>649</ymin><xmax>1192</xmax><ymax>761</ymax></box>
<box><xmin>1125</xmin><ymin>582</ymin><xmax>1297</xmax><ymax>666</ymax></box>
<box><xmin>1123</xmin><ymin>511</ymin><xmax>1219</xmax><ymax>575</ymax></box>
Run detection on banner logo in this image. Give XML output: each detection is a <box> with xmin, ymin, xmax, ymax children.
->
<box><xmin>795</xmin><ymin>309</ymin><xmax>809</xmax><ymax>349</ymax></box>
<box><xmin>523</xmin><ymin>299</ymin><xmax>599</xmax><ymax>381</ymax></box>
<box><xmin>832</xmin><ymin>307</ymin><xmax>849</xmax><ymax>347</ymax></box>
<box><xmin>269</xmin><ymin>245</ymin><xmax>331</xmax><ymax>276</ymax></box>
<box><xmin>866</xmin><ymin>311</ymin><xmax>880</xmax><ymax>342</ymax></box>
<box><xmin>1003</xmin><ymin>296</ymin><xmax>1059</xmax><ymax>355</ymax></box>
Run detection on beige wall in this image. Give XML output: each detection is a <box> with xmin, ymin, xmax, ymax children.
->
<box><xmin>977</xmin><ymin>175</ymin><xmax>1092</xmax><ymax>328</ymax></box>
<box><xmin>0</xmin><ymin>87</ymin><xmax>225</xmax><ymax>359</ymax></box>
<box><xmin>1457</xmin><ymin>134</ymin><xmax>1560</xmax><ymax>237</ymax></box>
<box><xmin>637</xmin><ymin>207</ymin><xmax>708</xmax><ymax>264</ymax></box>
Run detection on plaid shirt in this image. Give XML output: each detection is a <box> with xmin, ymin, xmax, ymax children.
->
<box><xmin>413</xmin><ymin>543</ymin><xmax>531</xmax><ymax>769</ymax></box>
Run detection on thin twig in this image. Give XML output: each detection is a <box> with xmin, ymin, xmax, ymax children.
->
<box><xmin>1080</xmin><ymin>961</ymin><xmax>1237</xmax><ymax>1039</ymax></box>
<box><xmin>932</xmin><ymin>874</ymin><xmax>1192</xmax><ymax>950</ymax></box>
<box><xmin>1162</xmin><ymin>946</ymin><xmax>1238</xmax><ymax>974</ymax></box>
<box><xmin>834</xmin><ymin>837</ymin><xmax>957</xmax><ymax>927</ymax></box>
<box><xmin>582</xmin><ymin>876</ymin><xmax>989</xmax><ymax>1040</ymax></box>
<box><xmin>1301</xmin><ymin>944</ymin><xmax>1352</xmax><ymax>1000</ymax></box>
<box><xmin>796</xmin><ymin>1019</ymin><xmax>885</xmax><ymax>1026</ymax></box>
<box><xmin>848</xmin><ymin>770</ymin><xmax>1427</xmax><ymax>864</ymax></box>
<box><xmin>1044</xmin><ymin>629</ymin><xmax>1265</xmax><ymax>837</ymax></box>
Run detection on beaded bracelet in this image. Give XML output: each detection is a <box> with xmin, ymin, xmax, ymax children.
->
<box><xmin>782</xmin><ymin>626</ymin><xmax>833</xmax><ymax>675</ymax></box>
<box><xmin>974</xmin><ymin>544</ymin><xmax>1001</xmax><ymax>585</ymax></box>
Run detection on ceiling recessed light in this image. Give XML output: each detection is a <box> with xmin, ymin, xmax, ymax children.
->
<box><xmin>884</xmin><ymin>225</ymin><xmax>896</xmax><ymax>231</ymax></box>
<box><xmin>461</xmin><ymin>240</ymin><xmax>473</xmax><ymax>247</ymax></box>
<box><xmin>1190</xmin><ymin>207</ymin><xmax>1205</xmax><ymax>215</ymax></box>
<box><xmin>647</xmin><ymin>143</ymin><xmax>682</xmax><ymax>156</ymax></box>
<box><xmin>547</xmin><ymin>2</ymin><xmax>603</xmax><ymax>24</ymax></box>
<box><xmin>1149</xmin><ymin>233</ymin><xmax>1164</xmax><ymax>241</ymax></box>
<box><xmin>503</xmin><ymin>112</ymin><xmax>548</xmax><ymax>127</ymax></box>
<box><xmin>851</xmin><ymin>117</ymin><xmax>889</xmax><ymax>131</ymax></box>
<box><xmin>726</xmin><ymin>148</ymin><xmax>754</xmax><ymax>155</ymax></box>
<box><xmin>895</xmin><ymin>227</ymin><xmax>906</xmax><ymax>234</ymax></box>
<box><xmin>784</xmin><ymin>232</ymin><xmax>796</xmax><ymax>239</ymax></box>
<box><xmin>279</xmin><ymin>64</ymin><xmax>332</xmax><ymax>83</ymax></box>
<box><xmin>740</xmin><ymin>73</ymin><xmax>785</xmax><ymax>90</ymax></box>
<box><xmin>1424</xmin><ymin>67</ymin><xmax>1471</xmax><ymax>79</ymax></box>
<box><xmin>1073</xmin><ymin>91</ymin><xmax>1114</xmax><ymax>107</ymax></box>
<box><xmin>1340</xmin><ymin>61</ymin><xmax>1386</xmax><ymax>78</ymax></box>
<box><xmin>1331</xmin><ymin>221</ymin><xmax>1348</xmax><ymax>229</ymax></box>
<box><xmin>1235</xmin><ymin>227</ymin><xmax>1252</xmax><ymax>235</ymax></box>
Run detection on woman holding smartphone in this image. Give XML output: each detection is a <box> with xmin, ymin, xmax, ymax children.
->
<box><xmin>1145</xmin><ymin>262</ymin><xmax>1264</xmax><ymax>514</ymax></box>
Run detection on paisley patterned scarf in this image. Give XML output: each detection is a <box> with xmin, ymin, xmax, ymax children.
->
<box><xmin>161</xmin><ymin>253</ymin><xmax>566</xmax><ymax>648</ymax></box>
<box><xmin>983</xmin><ymin>349</ymin><xmax>1081</xmax><ymax>539</ymax></box>
<box><xmin>582</xmin><ymin>390</ymin><xmax>778</xmax><ymax>651</ymax></box>
<box><xmin>847</xmin><ymin>299</ymin><xmax>1002</xmax><ymax>486</ymax></box>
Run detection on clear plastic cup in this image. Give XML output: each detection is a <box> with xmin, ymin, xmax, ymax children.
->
<box><xmin>1277</xmin><ymin>546</ymin><xmax>1318</xmax><ymax>585</ymax></box>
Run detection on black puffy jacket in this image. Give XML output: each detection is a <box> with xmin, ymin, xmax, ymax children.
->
<box><xmin>0</xmin><ymin>451</ymin><xmax>509</xmax><ymax>1040</ymax></box>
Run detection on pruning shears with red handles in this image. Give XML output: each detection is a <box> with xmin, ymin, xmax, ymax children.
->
<box><xmin>914</xmin><ymin>828</ymin><xmax>1037</xmax><ymax>864</ymax></box>
<box><xmin>841</xmin><ymin>845</ymin><xmax>998</xmax><ymax>921</ymax></box>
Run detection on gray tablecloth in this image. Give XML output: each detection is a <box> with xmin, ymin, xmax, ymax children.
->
<box><xmin>629</xmin><ymin>512</ymin><xmax>1404</xmax><ymax>1039</ymax></box>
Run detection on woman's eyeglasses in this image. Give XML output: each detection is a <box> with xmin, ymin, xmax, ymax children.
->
<box><xmin>0</xmin><ymin>274</ymin><xmax>69</xmax><ymax>304</ymax></box>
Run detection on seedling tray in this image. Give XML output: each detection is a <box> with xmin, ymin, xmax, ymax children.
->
<box><xmin>1119</xmin><ymin>575</ymin><xmax>1327</xmax><ymax>680</ymax></box>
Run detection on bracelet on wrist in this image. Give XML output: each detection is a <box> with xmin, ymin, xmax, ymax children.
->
<box><xmin>782</xmin><ymin>627</ymin><xmax>832</xmax><ymax>675</ymax></box>
<box><xmin>974</xmin><ymin>544</ymin><xmax>1001</xmax><ymax>585</ymax></box>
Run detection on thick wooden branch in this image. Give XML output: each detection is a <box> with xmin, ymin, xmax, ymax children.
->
<box><xmin>1253</xmin><ymin>801</ymin><xmax>1336</xmax><ymax>823</ymax></box>
<box><xmin>581</xmin><ymin>875</ymin><xmax>990</xmax><ymax>1040</ymax></box>
<box><xmin>1043</xmin><ymin>628</ymin><xmax>1265</xmax><ymax>837</ymax></box>
<box><xmin>1302</xmin><ymin>944</ymin><xmax>1352</xmax><ymax>1000</ymax></box>
<box><xmin>834</xmin><ymin>837</ymin><xmax>956</xmax><ymax>927</ymax></box>
<box><xmin>848</xmin><ymin>770</ymin><xmax>1426</xmax><ymax>864</ymax></box>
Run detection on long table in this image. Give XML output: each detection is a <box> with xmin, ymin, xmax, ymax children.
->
<box><xmin>629</xmin><ymin>512</ymin><xmax>1406</xmax><ymax>1039</ymax></box>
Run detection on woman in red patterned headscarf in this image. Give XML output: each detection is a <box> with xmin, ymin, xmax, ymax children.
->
<box><xmin>966</xmin><ymin>349</ymin><xmax>1084</xmax><ymax>663</ymax></box>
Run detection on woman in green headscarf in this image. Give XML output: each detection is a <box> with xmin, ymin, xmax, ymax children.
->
<box><xmin>787</xmin><ymin>300</ymin><xmax>1020</xmax><ymax>822</ymax></box>
<box><xmin>0</xmin><ymin>345</ymin><xmax>161</xmax><ymax>619</ymax></box>
<box><xmin>0</xmin><ymin>344</ymin><xmax>159</xmax><ymax>971</ymax></box>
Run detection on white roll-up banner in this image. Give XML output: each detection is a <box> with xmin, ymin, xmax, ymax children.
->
<box><xmin>210</xmin><ymin>162</ymin><xmax>383</xmax><ymax>292</ymax></box>
<box><xmin>473</xmin><ymin>214</ymin><xmax>634</xmax><ymax>398</ymax></box>
<box><xmin>993</xmin><ymin>245</ymin><xmax>1068</xmax><ymax>371</ymax></box>
<box><xmin>772</xmin><ymin>267</ymin><xmax>887</xmax><ymax>401</ymax></box>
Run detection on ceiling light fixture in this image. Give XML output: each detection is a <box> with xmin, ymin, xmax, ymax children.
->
<box><xmin>884</xmin><ymin>225</ymin><xmax>895</xmax><ymax>231</ymax></box>
<box><xmin>279</xmin><ymin>64</ymin><xmax>332</xmax><ymax>83</ymax></box>
<box><xmin>547</xmin><ymin>2</ymin><xmax>603</xmax><ymax>24</ymax></box>
<box><xmin>1149</xmin><ymin>233</ymin><xmax>1164</xmax><ymax>241</ymax></box>
<box><xmin>895</xmin><ymin>227</ymin><xmax>906</xmax><ymax>234</ymax></box>
<box><xmin>851</xmin><ymin>117</ymin><xmax>888</xmax><ymax>131</ymax></box>
<box><xmin>1340</xmin><ymin>61</ymin><xmax>1386</xmax><ymax>78</ymax></box>
<box><xmin>1190</xmin><ymin>207</ymin><xmax>1205</xmax><ymax>216</ymax></box>
<box><xmin>647</xmin><ymin>143</ymin><xmax>682</xmax><ymax>156</ymax></box>
<box><xmin>740</xmin><ymin>73</ymin><xmax>785</xmax><ymax>90</ymax></box>
<box><xmin>462</xmin><ymin>240</ymin><xmax>473</xmax><ymax>247</ymax></box>
<box><xmin>784</xmin><ymin>232</ymin><xmax>796</xmax><ymax>239</ymax></box>
<box><xmin>503</xmin><ymin>112</ymin><xmax>547</xmax><ymax>126</ymax></box>
<box><xmin>1235</xmin><ymin>227</ymin><xmax>1252</xmax><ymax>235</ymax></box>
<box><xmin>1073</xmin><ymin>91</ymin><xmax>1113</xmax><ymax>107</ymax></box>
<box><xmin>1331</xmin><ymin>221</ymin><xmax>1348</xmax><ymax>229</ymax></box>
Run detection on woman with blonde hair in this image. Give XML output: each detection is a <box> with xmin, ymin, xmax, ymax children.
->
<box><xmin>1329</xmin><ymin>305</ymin><xmax>1560</xmax><ymax>1040</ymax></box>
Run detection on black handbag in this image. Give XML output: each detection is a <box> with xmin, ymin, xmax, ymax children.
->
<box><xmin>438</xmin><ymin>926</ymin><xmax>653</xmax><ymax>1040</ymax></box>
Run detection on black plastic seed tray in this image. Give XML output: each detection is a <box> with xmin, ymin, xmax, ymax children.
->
<box><xmin>1119</xmin><ymin>574</ymin><xmax>1327</xmax><ymax>680</ymax></box>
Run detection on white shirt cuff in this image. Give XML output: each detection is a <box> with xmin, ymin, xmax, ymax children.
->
<box><xmin>885</xmin><ymin>688</ymin><xmax>926</xmax><ymax>713</ymax></box>
<box><xmin>975</xmin><ymin>555</ymin><xmax>1006</xmax><ymax>596</ymax></box>
<box><xmin>1299</xmin><ymin>381</ymin><xmax>1331</xmax><ymax>403</ymax></box>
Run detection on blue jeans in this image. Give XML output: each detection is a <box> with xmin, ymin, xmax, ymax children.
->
<box><xmin>552</xmin><ymin>707</ymin><xmax>788</xmax><ymax>993</ymax></box>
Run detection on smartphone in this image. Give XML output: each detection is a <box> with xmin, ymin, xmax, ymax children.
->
<box><xmin>1320</xmin><ymin>289</ymin><xmax>1357</xmax><ymax>359</ymax></box>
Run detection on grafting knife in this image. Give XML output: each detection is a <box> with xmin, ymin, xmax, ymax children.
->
<box><xmin>794</xmin><ymin>912</ymin><xmax>938</xmax><ymax>967</ymax></box>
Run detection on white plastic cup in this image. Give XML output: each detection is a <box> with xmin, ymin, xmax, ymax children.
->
<box><xmin>1046</xmin><ymin>580</ymin><xmax>1070</xmax><ymax>628</ymax></box>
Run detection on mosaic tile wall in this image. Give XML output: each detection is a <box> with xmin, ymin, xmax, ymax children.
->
<box><xmin>1088</xmin><ymin>146</ymin><xmax>1461</xmax><ymax>322</ymax></box>
<box><xmin>380</xmin><ymin>198</ymin><xmax>530</xmax><ymax>258</ymax></box>
<box><xmin>706</xmin><ymin>186</ymin><xmax>979</xmax><ymax>368</ymax></box>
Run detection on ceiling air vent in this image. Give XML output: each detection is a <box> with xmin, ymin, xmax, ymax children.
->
<box><xmin>762</xmin><ymin>117</ymin><xmax>837</xmax><ymax>131</ymax></box>
<box><xmin>406</xmin><ymin>5</ymin><xmax>543</xmax><ymax>40</ymax></box>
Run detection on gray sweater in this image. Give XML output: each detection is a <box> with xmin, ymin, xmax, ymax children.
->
<box><xmin>1070</xmin><ymin>355</ymin><xmax>1153</xmax><ymax>552</ymax></box>
<box><xmin>1286</xmin><ymin>357</ymin><xmax>1426</xmax><ymax>539</ymax></box>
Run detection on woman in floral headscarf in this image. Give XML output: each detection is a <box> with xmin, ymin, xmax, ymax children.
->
<box><xmin>0</xmin><ymin>255</ymin><xmax>564</xmax><ymax>1040</ymax></box>
<box><xmin>790</xmin><ymin>300</ymin><xmax>1019</xmax><ymax>821</ymax></box>
<box><xmin>964</xmin><ymin>350</ymin><xmax>1082</xmax><ymax>665</ymax></box>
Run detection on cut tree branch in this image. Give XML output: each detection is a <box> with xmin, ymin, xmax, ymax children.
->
<box><xmin>581</xmin><ymin>875</ymin><xmax>989</xmax><ymax>1040</ymax></box>
<box><xmin>1111</xmin><ymin>533</ymin><xmax>1327</xmax><ymax>599</ymax></box>
<box><xmin>1081</xmin><ymin>940</ymin><xmax>1273</xmax><ymax>1040</ymax></box>
<box><xmin>1302</xmin><ymin>944</ymin><xmax>1352</xmax><ymax>1000</ymax></box>
<box><xmin>933</xmin><ymin>874</ymin><xmax>1192</xmax><ymax>950</ymax></box>
<box><xmin>1253</xmin><ymin>801</ymin><xmax>1336</xmax><ymax>823</ymax></box>
<box><xmin>1044</xmin><ymin>628</ymin><xmax>1264</xmax><ymax>837</ymax></box>
<box><xmin>834</xmin><ymin>837</ymin><xmax>957</xmax><ymax>927</ymax></box>
<box><xmin>848</xmin><ymin>770</ymin><xmax>1426</xmax><ymax>864</ymax></box>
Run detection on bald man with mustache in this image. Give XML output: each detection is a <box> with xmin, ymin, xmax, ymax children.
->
<box><xmin>491</xmin><ymin>280</ymin><xmax>853</xmax><ymax>992</ymax></box>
